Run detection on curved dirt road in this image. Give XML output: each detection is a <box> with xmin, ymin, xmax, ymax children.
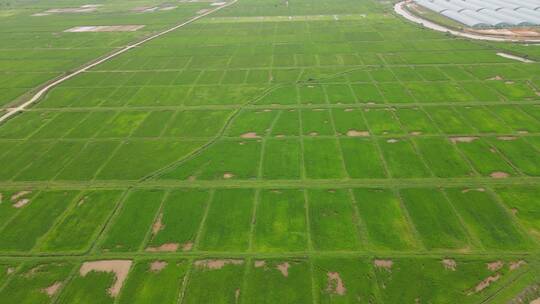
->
<box><xmin>0</xmin><ymin>0</ymin><xmax>237</xmax><ymax>124</ymax></box>
<box><xmin>394</xmin><ymin>0</ymin><xmax>540</xmax><ymax>43</ymax></box>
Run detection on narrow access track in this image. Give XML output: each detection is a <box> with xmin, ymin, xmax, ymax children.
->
<box><xmin>0</xmin><ymin>0</ymin><xmax>238</xmax><ymax>124</ymax></box>
<box><xmin>394</xmin><ymin>0</ymin><xmax>540</xmax><ymax>43</ymax></box>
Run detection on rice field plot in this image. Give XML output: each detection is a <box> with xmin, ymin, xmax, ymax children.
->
<box><xmin>226</xmin><ymin>109</ymin><xmax>278</xmax><ymax>137</ymax></box>
<box><xmin>37</xmin><ymin>190</ymin><xmax>123</xmax><ymax>253</ymax></box>
<box><xmin>399</xmin><ymin>188</ymin><xmax>470</xmax><ymax>250</ymax></box>
<box><xmin>394</xmin><ymin>108</ymin><xmax>440</xmax><ymax>135</ymax></box>
<box><xmin>253</xmin><ymin>189</ymin><xmax>308</xmax><ymax>252</ymax></box>
<box><xmin>313</xmin><ymin>257</ymin><xmax>378</xmax><ymax>303</ymax></box>
<box><xmin>374</xmin><ymin>257</ymin><xmax>534</xmax><ymax>303</ymax></box>
<box><xmin>99</xmin><ymin>190</ymin><xmax>163</xmax><ymax>252</ymax></box>
<box><xmin>377</xmin><ymin>138</ymin><xmax>432</xmax><ymax>178</ymax></box>
<box><xmin>301</xmin><ymin>109</ymin><xmax>335</xmax><ymax>136</ymax></box>
<box><xmin>339</xmin><ymin>138</ymin><xmax>386</xmax><ymax>179</ymax></box>
<box><xmin>0</xmin><ymin>261</ymin><xmax>74</xmax><ymax>304</ymax></box>
<box><xmin>54</xmin><ymin>141</ymin><xmax>122</xmax><ymax>181</ymax></box>
<box><xmin>425</xmin><ymin>106</ymin><xmax>477</xmax><ymax>134</ymax></box>
<box><xmin>0</xmin><ymin>190</ymin><xmax>37</xmax><ymax>227</ymax></box>
<box><xmin>56</xmin><ymin>260</ymin><xmax>132</xmax><ymax>304</ymax></box>
<box><xmin>261</xmin><ymin>138</ymin><xmax>302</xmax><ymax>179</ymax></box>
<box><xmin>413</xmin><ymin>137</ymin><xmax>475</xmax><ymax>178</ymax></box>
<box><xmin>445</xmin><ymin>188</ymin><xmax>533</xmax><ymax>250</ymax></box>
<box><xmin>182</xmin><ymin>259</ymin><xmax>245</xmax><ymax>304</ymax></box>
<box><xmin>0</xmin><ymin>141</ymin><xmax>56</xmax><ymax>181</ymax></box>
<box><xmin>117</xmin><ymin>259</ymin><xmax>188</xmax><ymax>304</ymax></box>
<box><xmin>198</xmin><ymin>189</ymin><xmax>254</xmax><ymax>251</ymax></box>
<box><xmin>269</xmin><ymin>110</ymin><xmax>300</xmax><ymax>136</ymax></box>
<box><xmin>13</xmin><ymin>140</ymin><xmax>86</xmax><ymax>181</ymax></box>
<box><xmin>146</xmin><ymin>189</ymin><xmax>209</xmax><ymax>252</ymax></box>
<box><xmin>353</xmin><ymin>188</ymin><xmax>416</xmax><ymax>251</ymax></box>
<box><xmin>242</xmin><ymin>259</ymin><xmax>313</xmax><ymax>303</ymax></box>
<box><xmin>495</xmin><ymin>186</ymin><xmax>540</xmax><ymax>242</ymax></box>
<box><xmin>487</xmin><ymin>137</ymin><xmax>540</xmax><ymax>176</ymax></box>
<box><xmin>0</xmin><ymin>262</ymin><xmax>18</xmax><ymax>287</ymax></box>
<box><xmin>454</xmin><ymin>107</ymin><xmax>512</xmax><ymax>134</ymax></box>
<box><xmin>453</xmin><ymin>137</ymin><xmax>517</xmax><ymax>178</ymax></box>
<box><xmin>131</xmin><ymin>110</ymin><xmax>175</xmax><ymax>138</ymax></box>
<box><xmin>303</xmin><ymin>138</ymin><xmax>347</xmax><ymax>179</ymax></box>
<box><xmin>331</xmin><ymin>108</ymin><xmax>368</xmax><ymax>136</ymax></box>
<box><xmin>160</xmin><ymin>139</ymin><xmax>262</xmax><ymax>180</ymax></box>
<box><xmin>0</xmin><ymin>190</ymin><xmax>78</xmax><ymax>252</ymax></box>
<box><xmin>362</xmin><ymin>109</ymin><xmax>403</xmax><ymax>136</ymax></box>
<box><xmin>307</xmin><ymin>189</ymin><xmax>361</xmax><ymax>251</ymax></box>
<box><xmin>96</xmin><ymin>139</ymin><xmax>204</xmax><ymax>180</ymax></box>
<box><xmin>164</xmin><ymin>110</ymin><xmax>232</xmax><ymax>138</ymax></box>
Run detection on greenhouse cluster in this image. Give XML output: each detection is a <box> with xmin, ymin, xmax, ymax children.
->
<box><xmin>414</xmin><ymin>0</ymin><xmax>540</xmax><ymax>27</ymax></box>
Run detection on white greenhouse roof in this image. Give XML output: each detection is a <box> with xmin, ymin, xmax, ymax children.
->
<box><xmin>414</xmin><ymin>0</ymin><xmax>540</xmax><ymax>27</ymax></box>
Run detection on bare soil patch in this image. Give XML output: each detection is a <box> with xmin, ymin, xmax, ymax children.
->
<box><xmin>25</xmin><ymin>265</ymin><xmax>46</xmax><ymax>277</ymax></box>
<box><xmin>235</xmin><ymin>288</ymin><xmax>240</xmax><ymax>303</ymax></box>
<box><xmin>240</xmin><ymin>132</ymin><xmax>259</xmax><ymax>139</ymax></box>
<box><xmin>386</xmin><ymin>139</ymin><xmax>398</xmax><ymax>143</ymax></box>
<box><xmin>146</xmin><ymin>243</ymin><xmax>179</xmax><ymax>252</ymax></box>
<box><xmin>79</xmin><ymin>260</ymin><xmax>132</xmax><ymax>297</ymax></box>
<box><xmin>33</xmin><ymin>5</ymin><xmax>100</xmax><ymax>16</ymax></box>
<box><xmin>77</xmin><ymin>196</ymin><xmax>87</xmax><ymax>206</ymax></box>
<box><xmin>497</xmin><ymin>136</ymin><xmax>517</xmax><ymax>141</ymax></box>
<box><xmin>473</xmin><ymin>274</ymin><xmax>500</xmax><ymax>293</ymax></box>
<box><xmin>490</xmin><ymin>172</ymin><xmax>509</xmax><ymax>179</ymax></box>
<box><xmin>531</xmin><ymin>298</ymin><xmax>540</xmax><ymax>304</ymax></box>
<box><xmin>150</xmin><ymin>261</ymin><xmax>167</xmax><ymax>272</ymax></box>
<box><xmin>462</xmin><ymin>188</ymin><xmax>485</xmax><ymax>193</ymax></box>
<box><xmin>152</xmin><ymin>213</ymin><xmax>164</xmax><ymax>236</ymax></box>
<box><xmin>13</xmin><ymin>199</ymin><xmax>30</xmax><ymax>208</ymax></box>
<box><xmin>194</xmin><ymin>259</ymin><xmax>243</xmax><ymax>270</ymax></box>
<box><xmin>182</xmin><ymin>242</ymin><xmax>193</xmax><ymax>251</ymax></box>
<box><xmin>442</xmin><ymin>259</ymin><xmax>456</xmax><ymax>271</ymax></box>
<box><xmin>346</xmin><ymin>130</ymin><xmax>369</xmax><ymax>137</ymax></box>
<box><xmin>344</xmin><ymin>108</ymin><xmax>354</xmax><ymax>112</ymax></box>
<box><xmin>223</xmin><ymin>172</ymin><xmax>234</xmax><ymax>179</ymax></box>
<box><xmin>487</xmin><ymin>75</ymin><xmax>503</xmax><ymax>81</ymax></box>
<box><xmin>276</xmin><ymin>262</ymin><xmax>290</xmax><ymax>277</ymax></box>
<box><xmin>487</xmin><ymin>261</ymin><xmax>504</xmax><ymax>271</ymax></box>
<box><xmin>65</xmin><ymin>25</ymin><xmax>145</xmax><ymax>32</ymax></box>
<box><xmin>254</xmin><ymin>260</ymin><xmax>266</xmax><ymax>268</ymax></box>
<box><xmin>410</xmin><ymin>131</ymin><xmax>422</xmax><ymax>136</ymax></box>
<box><xmin>374</xmin><ymin>259</ymin><xmax>393</xmax><ymax>270</ymax></box>
<box><xmin>509</xmin><ymin>260</ymin><xmax>526</xmax><ymax>271</ymax></box>
<box><xmin>449</xmin><ymin>136</ymin><xmax>478</xmax><ymax>143</ymax></box>
<box><xmin>326</xmin><ymin>272</ymin><xmax>346</xmax><ymax>295</ymax></box>
<box><xmin>42</xmin><ymin>282</ymin><xmax>62</xmax><ymax>297</ymax></box>
<box><xmin>6</xmin><ymin>267</ymin><xmax>14</xmax><ymax>275</ymax></box>
<box><xmin>11</xmin><ymin>191</ymin><xmax>31</xmax><ymax>202</ymax></box>
<box><xmin>309</xmin><ymin>132</ymin><xmax>319</xmax><ymax>136</ymax></box>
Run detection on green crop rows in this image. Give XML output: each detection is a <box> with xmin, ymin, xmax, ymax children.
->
<box><xmin>0</xmin><ymin>0</ymin><xmax>539</xmax><ymax>302</ymax></box>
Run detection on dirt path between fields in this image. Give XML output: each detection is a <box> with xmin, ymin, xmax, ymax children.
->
<box><xmin>0</xmin><ymin>0</ymin><xmax>238</xmax><ymax>124</ymax></box>
<box><xmin>394</xmin><ymin>0</ymin><xmax>540</xmax><ymax>43</ymax></box>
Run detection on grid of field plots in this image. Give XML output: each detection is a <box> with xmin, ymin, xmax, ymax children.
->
<box><xmin>0</xmin><ymin>0</ymin><xmax>539</xmax><ymax>303</ymax></box>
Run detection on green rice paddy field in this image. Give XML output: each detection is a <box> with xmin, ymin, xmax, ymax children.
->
<box><xmin>0</xmin><ymin>0</ymin><xmax>539</xmax><ymax>302</ymax></box>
